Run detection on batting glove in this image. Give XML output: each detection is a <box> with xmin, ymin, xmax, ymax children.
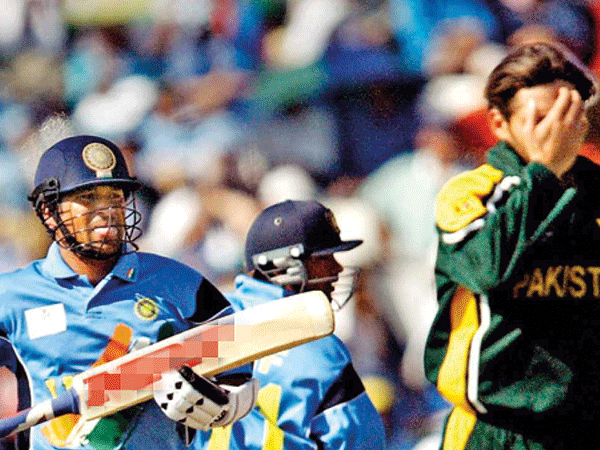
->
<box><xmin>154</xmin><ymin>366</ymin><xmax>259</xmax><ymax>431</ymax></box>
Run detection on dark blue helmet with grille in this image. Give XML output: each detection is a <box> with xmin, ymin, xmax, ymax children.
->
<box><xmin>28</xmin><ymin>135</ymin><xmax>142</xmax><ymax>259</ymax></box>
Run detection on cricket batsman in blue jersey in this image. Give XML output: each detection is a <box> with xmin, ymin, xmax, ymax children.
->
<box><xmin>0</xmin><ymin>135</ymin><xmax>258</xmax><ymax>450</ymax></box>
<box><xmin>195</xmin><ymin>200</ymin><xmax>386</xmax><ymax>450</ymax></box>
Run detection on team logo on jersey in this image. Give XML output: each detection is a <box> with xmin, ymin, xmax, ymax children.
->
<box><xmin>82</xmin><ymin>143</ymin><xmax>117</xmax><ymax>178</ymax></box>
<box><xmin>134</xmin><ymin>296</ymin><xmax>159</xmax><ymax>321</ymax></box>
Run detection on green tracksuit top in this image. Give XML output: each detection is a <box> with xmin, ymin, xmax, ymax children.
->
<box><xmin>425</xmin><ymin>141</ymin><xmax>600</xmax><ymax>440</ymax></box>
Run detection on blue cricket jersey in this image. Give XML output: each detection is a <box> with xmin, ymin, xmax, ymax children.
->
<box><xmin>194</xmin><ymin>275</ymin><xmax>387</xmax><ymax>450</ymax></box>
<box><xmin>0</xmin><ymin>243</ymin><xmax>236</xmax><ymax>450</ymax></box>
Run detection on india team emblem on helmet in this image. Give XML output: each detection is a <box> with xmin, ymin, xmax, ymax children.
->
<box><xmin>82</xmin><ymin>142</ymin><xmax>117</xmax><ymax>178</ymax></box>
<box><xmin>134</xmin><ymin>296</ymin><xmax>160</xmax><ymax>321</ymax></box>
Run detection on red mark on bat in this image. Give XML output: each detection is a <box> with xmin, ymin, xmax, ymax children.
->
<box><xmin>83</xmin><ymin>325</ymin><xmax>235</xmax><ymax>406</ymax></box>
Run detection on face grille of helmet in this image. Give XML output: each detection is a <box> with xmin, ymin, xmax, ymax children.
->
<box><xmin>55</xmin><ymin>197</ymin><xmax>142</xmax><ymax>260</ymax></box>
<box><xmin>32</xmin><ymin>180</ymin><xmax>142</xmax><ymax>260</ymax></box>
<box><xmin>251</xmin><ymin>244</ymin><xmax>359</xmax><ymax>310</ymax></box>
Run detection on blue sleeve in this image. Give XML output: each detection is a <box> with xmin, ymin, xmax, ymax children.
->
<box><xmin>308</xmin><ymin>365</ymin><xmax>387</xmax><ymax>450</ymax></box>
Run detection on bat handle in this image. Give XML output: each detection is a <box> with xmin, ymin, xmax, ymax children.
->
<box><xmin>0</xmin><ymin>389</ymin><xmax>80</xmax><ymax>438</ymax></box>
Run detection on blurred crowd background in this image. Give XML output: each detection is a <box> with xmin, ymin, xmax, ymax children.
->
<box><xmin>3</xmin><ymin>0</ymin><xmax>600</xmax><ymax>448</ymax></box>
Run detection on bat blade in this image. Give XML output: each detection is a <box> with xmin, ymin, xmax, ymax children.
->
<box><xmin>0</xmin><ymin>291</ymin><xmax>333</xmax><ymax>440</ymax></box>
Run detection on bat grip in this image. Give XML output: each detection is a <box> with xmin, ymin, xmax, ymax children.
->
<box><xmin>0</xmin><ymin>389</ymin><xmax>80</xmax><ymax>438</ymax></box>
<box><xmin>178</xmin><ymin>366</ymin><xmax>229</xmax><ymax>406</ymax></box>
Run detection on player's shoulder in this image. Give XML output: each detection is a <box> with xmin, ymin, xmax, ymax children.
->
<box><xmin>0</xmin><ymin>260</ymin><xmax>43</xmax><ymax>291</ymax></box>
<box><xmin>225</xmin><ymin>275</ymin><xmax>286</xmax><ymax>311</ymax></box>
<box><xmin>0</xmin><ymin>261</ymin><xmax>44</xmax><ymax>320</ymax></box>
<box><xmin>135</xmin><ymin>251</ymin><xmax>204</xmax><ymax>280</ymax></box>
<box><xmin>435</xmin><ymin>163</ymin><xmax>508</xmax><ymax>233</ymax></box>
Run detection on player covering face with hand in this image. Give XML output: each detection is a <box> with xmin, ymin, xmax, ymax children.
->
<box><xmin>424</xmin><ymin>42</ymin><xmax>600</xmax><ymax>449</ymax></box>
<box><xmin>2</xmin><ymin>135</ymin><xmax>258</xmax><ymax>450</ymax></box>
<box><xmin>194</xmin><ymin>200</ymin><xmax>386</xmax><ymax>450</ymax></box>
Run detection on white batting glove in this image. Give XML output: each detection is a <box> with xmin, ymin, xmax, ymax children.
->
<box><xmin>153</xmin><ymin>366</ymin><xmax>259</xmax><ymax>431</ymax></box>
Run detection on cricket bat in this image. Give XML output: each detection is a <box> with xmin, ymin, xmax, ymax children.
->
<box><xmin>0</xmin><ymin>291</ymin><xmax>334</xmax><ymax>440</ymax></box>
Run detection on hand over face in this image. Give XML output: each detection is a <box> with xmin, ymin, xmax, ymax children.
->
<box><xmin>503</xmin><ymin>80</ymin><xmax>589</xmax><ymax>177</ymax></box>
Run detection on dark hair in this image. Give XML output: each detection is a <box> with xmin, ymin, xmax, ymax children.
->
<box><xmin>484</xmin><ymin>42</ymin><xmax>597</xmax><ymax>118</ymax></box>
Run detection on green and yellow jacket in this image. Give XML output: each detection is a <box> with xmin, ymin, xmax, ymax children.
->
<box><xmin>425</xmin><ymin>140</ymin><xmax>600</xmax><ymax>434</ymax></box>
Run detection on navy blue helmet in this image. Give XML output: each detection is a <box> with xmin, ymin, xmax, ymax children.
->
<box><xmin>244</xmin><ymin>200</ymin><xmax>362</xmax><ymax>308</ymax></box>
<box><xmin>29</xmin><ymin>135</ymin><xmax>142</xmax><ymax>259</ymax></box>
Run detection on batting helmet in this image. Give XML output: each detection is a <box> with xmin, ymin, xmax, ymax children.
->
<box><xmin>28</xmin><ymin>135</ymin><xmax>142</xmax><ymax>259</ymax></box>
<box><xmin>245</xmin><ymin>200</ymin><xmax>362</xmax><ymax>304</ymax></box>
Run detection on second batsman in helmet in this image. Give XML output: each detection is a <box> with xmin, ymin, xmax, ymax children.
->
<box><xmin>194</xmin><ymin>200</ymin><xmax>386</xmax><ymax>450</ymax></box>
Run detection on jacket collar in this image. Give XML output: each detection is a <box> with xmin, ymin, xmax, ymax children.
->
<box><xmin>41</xmin><ymin>242</ymin><xmax>78</xmax><ymax>279</ymax></box>
<box><xmin>234</xmin><ymin>274</ymin><xmax>292</xmax><ymax>300</ymax></box>
<box><xmin>486</xmin><ymin>141</ymin><xmax>528</xmax><ymax>175</ymax></box>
